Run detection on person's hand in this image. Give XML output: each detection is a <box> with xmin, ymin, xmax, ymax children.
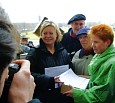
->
<box><xmin>54</xmin><ymin>76</ymin><xmax>64</xmax><ymax>87</ymax></box>
<box><xmin>8</xmin><ymin>60</ymin><xmax>36</xmax><ymax>103</ymax></box>
<box><xmin>62</xmin><ymin>87</ymin><xmax>73</xmax><ymax>97</ymax></box>
<box><xmin>54</xmin><ymin>76</ymin><xmax>60</xmax><ymax>82</ymax></box>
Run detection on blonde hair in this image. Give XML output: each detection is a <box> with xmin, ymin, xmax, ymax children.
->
<box><xmin>88</xmin><ymin>24</ymin><xmax>114</xmax><ymax>45</ymax></box>
<box><xmin>40</xmin><ymin>21</ymin><xmax>62</xmax><ymax>42</ymax></box>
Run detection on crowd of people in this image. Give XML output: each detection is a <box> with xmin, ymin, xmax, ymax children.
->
<box><xmin>0</xmin><ymin>4</ymin><xmax>115</xmax><ymax>103</ymax></box>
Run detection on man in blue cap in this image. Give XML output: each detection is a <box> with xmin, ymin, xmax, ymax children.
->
<box><xmin>61</xmin><ymin>14</ymin><xmax>86</xmax><ymax>60</ymax></box>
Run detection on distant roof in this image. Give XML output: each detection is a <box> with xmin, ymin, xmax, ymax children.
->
<box><xmin>33</xmin><ymin>17</ymin><xmax>48</xmax><ymax>36</ymax></box>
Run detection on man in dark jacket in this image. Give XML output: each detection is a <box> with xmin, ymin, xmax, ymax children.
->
<box><xmin>0</xmin><ymin>5</ymin><xmax>41</xmax><ymax>103</ymax></box>
<box><xmin>0</xmin><ymin>21</ymin><xmax>41</xmax><ymax>103</ymax></box>
<box><xmin>61</xmin><ymin>14</ymin><xmax>86</xmax><ymax>60</ymax></box>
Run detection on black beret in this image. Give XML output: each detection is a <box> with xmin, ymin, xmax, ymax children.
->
<box><xmin>68</xmin><ymin>14</ymin><xmax>86</xmax><ymax>24</ymax></box>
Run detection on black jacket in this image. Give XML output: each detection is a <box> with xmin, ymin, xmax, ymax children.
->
<box><xmin>27</xmin><ymin>39</ymin><xmax>72</xmax><ymax>74</ymax></box>
<box><xmin>27</xmin><ymin>39</ymin><xmax>72</xmax><ymax>89</ymax></box>
<box><xmin>26</xmin><ymin>39</ymin><xmax>74</xmax><ymax>103</ymax></box>
<box><xmin>61</xmin><ymin>28</ymin><xmax>82</xmax><ymax>60</ymax></box>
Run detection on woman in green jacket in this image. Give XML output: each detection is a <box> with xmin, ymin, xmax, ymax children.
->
<box><xmin>63</xmin><ymin>24</ymin><xmax>115</xmax><ymax>103</ymax></box>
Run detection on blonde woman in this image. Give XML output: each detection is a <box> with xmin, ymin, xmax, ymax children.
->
<box><xmin>27</xmin><ymin>21</ymin><xmax>73</xmax><ymax>103</ymax></box>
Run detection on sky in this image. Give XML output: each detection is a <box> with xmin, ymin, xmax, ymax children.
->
<box><xmin>0</xmin><ymin>0</ymin><xmax>115</xmax><ymax>24</ymax></box>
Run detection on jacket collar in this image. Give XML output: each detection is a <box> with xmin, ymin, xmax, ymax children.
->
<box><xmin>79</xmin><ymin>48</ymin><xmax>95</xmax><ymax>58</ymax></box>
<box><xmin>68</xmin><ymin>28</ymin><xmax>77</xmax><ymax>38</ymax></box>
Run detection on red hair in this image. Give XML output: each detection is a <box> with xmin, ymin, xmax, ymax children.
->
<box><xmin>88</xmin><ymin>24</ymin><xmax>114</xmax><ymax>45</ymax></box>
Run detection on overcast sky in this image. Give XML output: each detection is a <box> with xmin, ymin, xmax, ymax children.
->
<box><xmin>0</xmin><ymin>0</ymin><xmax>115</xmax><ymax>23</ymax></box>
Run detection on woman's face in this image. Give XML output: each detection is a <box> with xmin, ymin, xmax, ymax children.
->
<box><xmin>91</xmin><ymin>35</ymin><xmax>110</xmax><ymax>54</ymax></box>
<box><xmin>0</xmin><ymin>67</ymin><xmax>9</xmax><ymax>96</ymax></box>
<box><xmin>78</xmin><ymin>34</ymin><xmax>92</xmax><ymax>50</ymax></box>
<box><xmin>41</xmin><ymin>26</ymin><xmax>57</xmax><ymax>45</ymax></box>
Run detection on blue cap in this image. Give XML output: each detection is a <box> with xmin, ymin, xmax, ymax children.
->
<box><xmin>68</xmin><ymin>14</ymin><xmax>86</xmax><ymax>24</ymax></box>
<box><xmin>77</xmin><ymin>27</ymin><xmax>90</xmax><ymax>36</ymax></box>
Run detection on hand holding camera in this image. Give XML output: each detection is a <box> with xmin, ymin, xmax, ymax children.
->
<box><xmin>7</xmin><ymin>60</ymin><xmax>35</xmax><ymax>103</ymax></box>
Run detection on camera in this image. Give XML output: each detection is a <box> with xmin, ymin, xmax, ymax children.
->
<box><xmin>1</xmin><ymin>63</ymin><xmax>20</xmax><ymax>102</ymax></box>
<box><xmin>5</xmin><ymin>63</ymin><xmax>20</xmax><ymax>88</ymax></box>
<box><xmin>8</xmin><ymin>63</ymin><xmax>20</xmax><ymax>82</ymax></box>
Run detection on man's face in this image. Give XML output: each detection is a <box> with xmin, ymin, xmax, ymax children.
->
<box><xmin>71</xmin><ymin>20</ymin><xmax>85</xmax><ymax>34</ymax></box>
<box><xmin>21</xmin><ymin>38</ymin><xmax>28</xmax><ymax>45</ymax></box>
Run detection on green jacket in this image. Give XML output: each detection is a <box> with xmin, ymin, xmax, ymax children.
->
<box><xmin>73</xmin><ymin>44</ymin><xmax>115</xmax><ymax>103</ymax></box>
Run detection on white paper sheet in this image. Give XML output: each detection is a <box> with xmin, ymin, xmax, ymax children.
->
<box><xmin>45</xmin><ymin>65</ymin><xmax>69</xmax><ymax>77</ymax></box>
<box><xmin>59</xmin><ymin>69</ymin><xmax>90</xmax><ymax>89</ymax></box>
